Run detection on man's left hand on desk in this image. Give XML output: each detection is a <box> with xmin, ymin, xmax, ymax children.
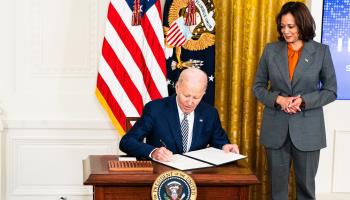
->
<box><xmin>222</xmin><ymin>144</ymin><xmax>240</xmax><ymax>154</ymax></box>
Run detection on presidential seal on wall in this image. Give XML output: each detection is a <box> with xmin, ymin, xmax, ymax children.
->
<box><xmin>163</xmin><ymin>0</ymin><xmax>216</xmax><ymax>105</ymax></box>
<box><xmin>152</xmin><ymin>170</ymin><xmax>197</xmax><ymax>200</ymax></box>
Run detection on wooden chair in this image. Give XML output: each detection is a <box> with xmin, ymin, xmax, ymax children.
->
<box><xmin>125</xmin><ymin>117</ymin><xmax>140</xmax><ymax>132</ymax></box>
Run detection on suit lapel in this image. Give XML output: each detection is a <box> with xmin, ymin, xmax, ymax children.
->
<box><xmin>291</xmin><ymin>41</ymin><xmax>316</xmax><ymax>87</ymax></box>
<box><xmin>189</xmin><ymin>105</ymin><xmax>204</xmax><ymax>151</ymax></box>
<box><xmin>273</xmin><ymin>42</ymin><xmax>292</xmax><ymax>91</ymax></box>
<box><xmin>166</xmin><ymin>95</ymin><xmax>183</xmax><ymax>153</ymax></box>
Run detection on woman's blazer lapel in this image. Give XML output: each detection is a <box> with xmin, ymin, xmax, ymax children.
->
<box><xmin>291</xmin><ymin>41</ymin><xmax>317</xmax><ymax>88</ymax></box>
<box><xmin>273</xmin><ymin>42</ymin><xmax>292</xmax><ymax>92</ymax></box>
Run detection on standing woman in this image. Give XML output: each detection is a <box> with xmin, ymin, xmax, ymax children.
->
<box><xmin>253</xmin><ymin>2</ymin><xmax>337</xmax><ymax>200</ymax></box>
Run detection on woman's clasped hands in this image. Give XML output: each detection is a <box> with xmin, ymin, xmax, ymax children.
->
<box><xmin>276</xmin><ymin>95</ymin><xmax>303</xmax><ymax>114</ymax></box>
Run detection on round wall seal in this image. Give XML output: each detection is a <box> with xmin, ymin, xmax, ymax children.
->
<box><xmin>152</xmin><ymin>170</ymin><xmax>197</xmax><ymax>200</ymax></box>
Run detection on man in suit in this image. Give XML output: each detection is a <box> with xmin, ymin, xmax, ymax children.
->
<box><xmin>120</xmin><ymin>68</ymin><xmax>239</xmax><ymax>161</ymax></box>
<box><xmin>253</xmin><ymin>2</ymin><xmax>337</xmax><ymax>200</ymax></box>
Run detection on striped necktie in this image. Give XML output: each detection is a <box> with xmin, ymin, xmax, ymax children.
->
<box><xmin>181</xmin><ymin>113</ymin><xmax>189</xmax><ymax>153</ymax></box>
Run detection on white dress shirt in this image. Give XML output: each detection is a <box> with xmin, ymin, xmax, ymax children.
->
<box><xmin>176</xmin><ymin>100</ymin><xmax>194</xmax><ymax>152</ymax></box>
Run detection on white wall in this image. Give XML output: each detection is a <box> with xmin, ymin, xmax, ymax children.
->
<box><xmin>0</xmin><ymin>0</ymin><xmax>119</xmax><ymax>199</ymax></box>
<box><xmin>310</xmin><ymin>1</ymin><xmax>350</xmax><ymax>199</ymax></box>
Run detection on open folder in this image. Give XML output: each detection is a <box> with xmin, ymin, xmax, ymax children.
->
<box><xmin>155</xmin><ymin>147</ymin><xmax>247</xmax><ymax>170</ymax></box>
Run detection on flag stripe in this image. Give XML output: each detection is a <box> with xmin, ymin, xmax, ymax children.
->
<box><xmin>99</xmin><ymin>56</ymin><xmax>139</xmax><ymax>117</ymax></box>
<box><xmin>109</xmin><ymin>1</ymin><xmax>164</xmax><ymax>99</ymax></box>
<box><xmin>143</xmin><ymin>8</ymin><xmax>166</xmax><ymax>76</ymax></box>
<box><xmin>96</xmin><ymin>0</ymin><xmax>167</xmax><ymax>135</ymax></box>
<box><xmin>113</xmin><ymin>0</ymin><xmax>167</xmax><ymax>97</ymax></box>
<box><xmin>146</xmin><ymin>1</ymin><xmax>165</xmax><ymax>57</ymax></box>
<box><xmin>167</xmin><ymin>31</ymin><xmax>182</xmax><ymax>45</ymax></box>
<box><xmin>178</xmin><ymin>37</ymin><xmax>186</xmax><ymax>46</ymax></box>
<box><xmin>104</xmin><ymin>20</ymin><xmax>152</xmax><ymax>103</ymax></box>
<box><xmin>102</xmin><ymin>38</ymin><xmax>144</xmax><ymax>114</ymax></box>
<box><xmin>96</xmin><ymin>76</ymin><xmax>127</xmax><ymax>132</ymax></box>
<box><xmin>167</xmin><ymin>27</ymin><xmax>181</xmax><ymax>44</ymax></box>
<box><xmin>172</xmin><ymin>32</ymin><xmax>186</xmax><ymax>46</ymax></box>
<box><xmin>170</xmin><ymin>31</ymin><xmax>184</xmax><ymax>46</ymax></box>
<box><xmin>155</xmin><ymin>0</ymin><xmax>162</xmax><ymax>18</ymax></box>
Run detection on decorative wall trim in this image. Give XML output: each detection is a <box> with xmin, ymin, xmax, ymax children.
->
<box><xmin>0</xmin><ymin>108</ymin><xmax>4</xmax><ymax>131</ymax></box>
<box><xmin>5</xmin><ymin>119</ymin><xmax>116</xmax><ymax>130</ymax></box>
<box><xmin>28</xmin><ymin>0</ymin><xmax>98</xmax><ymax>77</ymax></box>
<box><xmin>12</xmin><ymin>186</ymin><xmax>92</xmax><ymax>196</ymax></box>
<box><xmin>0</xmin><ymin>108</ymin><xmax>3</xmax><ymax>200</ymax></box>
<box><xmin>332</xmin><ymin>130</ymin><xmax>350</xmax><ymax>193</ymax></box>
<box><xmin>6</xmin><ymin>130</ymin><xmax>119</xmax><ymax>198</ymax></box>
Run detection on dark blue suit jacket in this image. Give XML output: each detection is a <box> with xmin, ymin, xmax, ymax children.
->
<box><xmin>119</xmin><ymin>95</ymin><xmax>230</xmax><ymax>158</ymax></box>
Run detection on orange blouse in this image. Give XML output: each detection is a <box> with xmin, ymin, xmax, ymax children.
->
<box><xmin>287</xmin><ymin>43</ymin><xmax>303</xmax><ymax>80</ymax></box>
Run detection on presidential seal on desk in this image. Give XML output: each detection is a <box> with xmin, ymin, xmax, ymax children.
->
<box><xmin>152</xmin><ymin>170</ymin><xmax>197</xmax><ymax>200</ymax></box>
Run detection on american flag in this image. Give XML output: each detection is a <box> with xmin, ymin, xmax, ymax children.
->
<box><xmin>96</xmin><ymin>0</ymin><xmax>168</xmax><ymax>135</ymax></box>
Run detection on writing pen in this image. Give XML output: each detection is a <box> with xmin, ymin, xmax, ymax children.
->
<box><xmin>159</xmin><ymin>139</ymin><xmax>167</xmax><ymax>148</ymax></box>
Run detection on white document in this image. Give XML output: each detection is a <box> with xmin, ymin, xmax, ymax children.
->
<box><xmin>156</xmin><ymin>154</ymin><xmax>213</xmax><ymax>170</ymax></box>
<box><xmin>118</xmin><ymin>157</ymin><xmax>137</xmax><ymax>161</ymax></box>
<box><xmin>184</xmin><ymin>147</ymin><xmax>247</xmax><ymax>165</ymax></box>
<box><xmin>155</xmin><ymin>147</ymin><xmax>246</xmax><ymax>170</ymax></box>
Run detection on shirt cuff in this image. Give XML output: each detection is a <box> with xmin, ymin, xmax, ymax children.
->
<box><xmin>149</xmin><ymin>148</ymin><xmax>158</xmax><ymax>159</ymax></box>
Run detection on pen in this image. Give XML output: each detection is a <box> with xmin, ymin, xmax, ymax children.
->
<box><xmin>160</xmin><ymin>139</ymin><xmax>167</xmax><ymax>148</ymax></box>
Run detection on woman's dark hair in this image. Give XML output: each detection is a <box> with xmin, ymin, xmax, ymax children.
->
<box><xmin>276</xmin><ymin>2</ymin><xmax>315</xmax><ymax>41</ymax></box>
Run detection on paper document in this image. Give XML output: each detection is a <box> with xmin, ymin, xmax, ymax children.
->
<box><xmin>155</xmin><ymin>147</ymin><xmax>246</xmax><ymax>170</ymax></box>
<box><xmin>156</xmin><ymin>154</ymin><xmax>212</xmax><ymax>170</ymax></box>
<box><xmin>118</xmin><ymin>157</ymin><xmax>137</xmax><ymax>161</ymax></box>
<box><xmin>184</xmin><ymin>147</ymin><xmax>247</xmax><ymax>165</ymax></box>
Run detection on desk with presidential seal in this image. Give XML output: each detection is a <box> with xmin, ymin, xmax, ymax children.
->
<box><xmin>83</xmin><ymin>155</ymin><xmax>259</xmax><ymax>200</ymax></box>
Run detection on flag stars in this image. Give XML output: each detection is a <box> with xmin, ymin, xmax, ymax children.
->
<box><xmin>208</xmin><ymin>75</ymin><xmax>214</xmax><ymax>82</ymax></box>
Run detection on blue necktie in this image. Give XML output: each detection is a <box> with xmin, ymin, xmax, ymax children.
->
<box><xmin>181</xmin><ymin>113</ymin><xmax>189</xmax><ymax>152</ymax></box>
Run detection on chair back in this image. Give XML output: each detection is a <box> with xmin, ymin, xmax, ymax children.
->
<box><xmin>125</xmin><ymin>117</ymin><xmax>140</xmax><ymax>132</ymax></box>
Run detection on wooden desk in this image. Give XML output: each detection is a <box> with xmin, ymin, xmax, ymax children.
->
<box><xmin>83</xmin><ymin>155</ymin><xmax>259</xmax><ymax>200</ymax></box>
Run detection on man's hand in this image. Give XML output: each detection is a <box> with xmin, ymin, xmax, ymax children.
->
<box><xmin>151</xmin><ymin>147</ymin><xmax>173</xmax><ymax>162</ymax></box>
<box><xmin>222</xmin><ymin>144</ymin><xmax>239</xmax><ymax>154</ymax></box>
